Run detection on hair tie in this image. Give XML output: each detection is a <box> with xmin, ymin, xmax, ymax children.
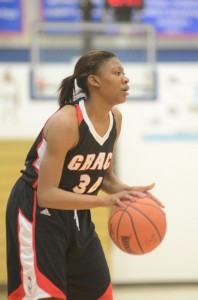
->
<box><xmin>73</xmin><ymin>77</ymin><xmax>86</xmax><ymax>101</ymax></box>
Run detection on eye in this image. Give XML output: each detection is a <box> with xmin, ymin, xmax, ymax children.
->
<box><xmin>115</xmin><ymin>71</ymin><xmax>121</xmax><ymax>76</ymax></box>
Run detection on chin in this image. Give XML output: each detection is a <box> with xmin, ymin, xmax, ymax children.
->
<box><xmin>117</xmin><ymin>97</ymin><xmax>126</xmax><ymax>104</ymax></box>
<box><xmin>109</xmin><ymin>96</ymin><xmax>126</xmax><ymax>106</ymax></box>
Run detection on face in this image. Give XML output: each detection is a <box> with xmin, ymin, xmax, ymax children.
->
<box><xmin>92</xmin><ymin>57</ymin><xmax>130</xmax><ymax>105</ymax></box>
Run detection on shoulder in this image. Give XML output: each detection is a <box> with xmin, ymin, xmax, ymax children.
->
<box><xmin>44</xmin><ymin>104</ymin><xmax>79</xmax><ymax>149</ymax></box>
<box><xmin>46</xmin><ymin>105</ymin><xmax>78</xmax><ymax>133</ymax></box>
<box><xmin>111</xmin><ymin>106</ymin><xmax>122</xmax><ymax>138</ymax></box>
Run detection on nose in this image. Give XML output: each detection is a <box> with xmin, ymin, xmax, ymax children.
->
<box><xmin>123</xmin><ymin>74</ymin><xmax>129</xmax><ymax>83</ymax></box>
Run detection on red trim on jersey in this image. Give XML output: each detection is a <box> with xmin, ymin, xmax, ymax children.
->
<box><xmin>32</xmin><ymin>178</ymin><xmax>38</xmax><ymax>189</ymax></box>
<box><xmin>32</xmin><ymin>129</ymin><xmax>45</xmax><ymax>173</ymax></box>
<box><xmin>98</xmin><ymin>283</ymin><xmax>113</xmax><ymax>300</ymax></box>
<box><xmin>74</xmin><ymin>103</ymin><xmax>83</xmax><ymax>125</ymax></box>
<box><xmin>8</xmin><ymin>284</ymin><xmax>25</xmax><ymax>300</ymax></box>
<box><xmin>32</xmin><ymin>191</ymin><xmax>67</xmax><ymax>299</ymax></box>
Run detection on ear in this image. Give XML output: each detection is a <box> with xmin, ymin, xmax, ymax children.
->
<box><xmin>87</xmin><ymin>75</ymin><xmax>100</xmax><ymax>88</ymax></box>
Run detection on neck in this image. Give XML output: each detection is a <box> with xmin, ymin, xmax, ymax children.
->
<box><xmin>84</xmin><ymin>97</ymin><xmax>112</xmax><ymax>122</ymax></box>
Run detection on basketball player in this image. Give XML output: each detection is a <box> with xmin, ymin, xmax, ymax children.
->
<box><xmin>6</xmin><ymin>50</ymin><xmax>163</xmax><ymax>300</ymax></box>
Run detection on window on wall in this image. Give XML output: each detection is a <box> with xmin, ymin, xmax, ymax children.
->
<box><xmin>0</xmin><ymin>0</ymin><xmax>23</xmax><ymax>34</ymax></box>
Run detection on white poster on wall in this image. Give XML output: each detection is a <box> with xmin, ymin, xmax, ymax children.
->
<box><xmin>0</xmin><ymin>64</ymin><xmax>58</xmax><ymax>139</ymax></box>
<box><xmin>144</xmin><ymin>63</ymin><xmax>198</xmax><ymax>140</ymax></box>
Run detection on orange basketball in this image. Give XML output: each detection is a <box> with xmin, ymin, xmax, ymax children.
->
<box><xmin>108</xmin><ymin>198</ymin><xmax>166</xmax><ymax>255</ymax></box>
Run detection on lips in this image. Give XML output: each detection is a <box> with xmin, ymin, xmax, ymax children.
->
<box><xmin>122</xmin><ymin>86</ymin><xmax>129</xmax><ymax>92</ymax></box>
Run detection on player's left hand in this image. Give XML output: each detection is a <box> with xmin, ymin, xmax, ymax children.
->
<box><xmin>129</xmin><ymin>183</ymin><xmax>165</xmax><ymax>208</ymax></box>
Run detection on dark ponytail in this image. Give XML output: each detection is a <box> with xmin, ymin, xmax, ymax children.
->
<box><xmin>58</xmin><ymin>75</ymin><xmax>75</xmax><ymax>108</ymax></box>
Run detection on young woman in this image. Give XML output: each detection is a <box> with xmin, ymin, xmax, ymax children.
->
<box><xmin>6</xmin><ymin>50</ymin><xmax>163</xmax><ymax>300</ymax></box>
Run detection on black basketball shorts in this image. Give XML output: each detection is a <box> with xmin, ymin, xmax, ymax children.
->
<box><xmin>6</xmin><ymin>177</ymin><xmax>113</xmax><ymax>300</ymax></box>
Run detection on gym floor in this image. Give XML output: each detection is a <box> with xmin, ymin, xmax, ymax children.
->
<box><xmin>1</xmin><ymin>284</ymin><xmax>198</xmax><ymax>300</ymax></box>
<box><xmin>114</xmin><ymin>284</ymin><xmax>198</xmax><ymax>300</ymax></box>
